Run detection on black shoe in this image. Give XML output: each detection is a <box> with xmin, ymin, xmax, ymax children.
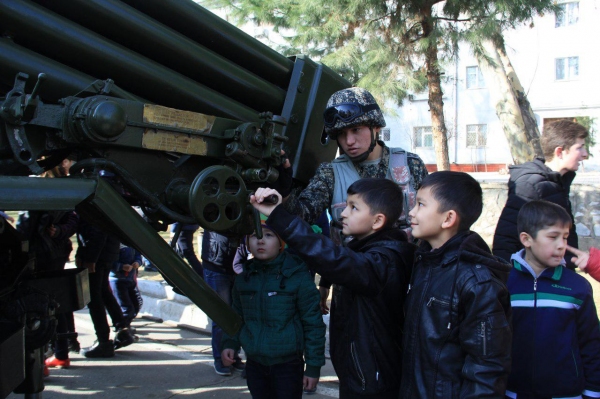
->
<box><xmin>68</xmin><ymin>339</ymin><xmax>81</xmax><ymax>353</ymax></box>
<box><xmin>114</xmin><ymin>328</ymin><xmax>135</xmax><ymax>349</ymax></box>
<box><xmin>232</xmin><ymin>358</ymin><xmax>245</xmax><ymax>372</ymax></box>
<box><xmin>80</xmin><ymin>341</ymin><xmax>115</xmax><ymax>358</ymax></box>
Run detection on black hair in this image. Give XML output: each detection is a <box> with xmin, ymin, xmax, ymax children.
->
<box><xmin>517</xmin><ymin>200</ymin><xmax>572</xmax><ymax>238</ymax></box>
<box><xmin>420</xmin><ymin>171</ymin><xmax>483</xmax><ymax>231</ymax></box>
<box><xmin>347</xmin><ymin>178</ymin><xmax>403</xmax><ymax>228</ymax></box>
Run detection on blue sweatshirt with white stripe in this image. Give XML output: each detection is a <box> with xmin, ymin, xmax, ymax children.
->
<box><xmin>506</xmin><ymin>250</ymin><xmax>600</xmax><ymax>399</ymax></box>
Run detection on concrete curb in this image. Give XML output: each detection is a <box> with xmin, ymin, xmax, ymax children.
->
<box><xmin>137</xmin><ymin>278</ymin><xmax>331</xmax><ymax>356</ymax></box>
<box><xmin>137</xmin><ymin>279</ymin><xmax>212</xmax><ymax>333</ymax></box>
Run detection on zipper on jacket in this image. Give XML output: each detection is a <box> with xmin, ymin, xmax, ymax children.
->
<box><xmin>480</xmin><ymin>321</ymin><xmax>487</xmax><ymax>356</ymax></box>
<box><xmin>426</xmin><ymin>297</ymin><xmax>450</xmax><ymax>307</ymax></box>
<box><xmin>350</xmin><ymin>342</ymin><xmax>366</xmax><ymax>391</ymax></box>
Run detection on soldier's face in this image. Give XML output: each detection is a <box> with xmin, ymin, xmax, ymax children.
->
<box><xmin>336</xmin><ymin>126</ymin><xmax>373</xmax><ymax>158</ymax></box>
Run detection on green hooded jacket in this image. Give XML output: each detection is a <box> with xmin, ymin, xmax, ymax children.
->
<box><xmin>222</xmin><ymin>251</ymin><xmax>325</xmax><ymax>378</ymax></box>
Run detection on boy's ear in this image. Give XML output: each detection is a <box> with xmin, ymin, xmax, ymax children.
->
<box><xmin>520</xmin><ymin>232</ymin><xmax>533</xmax><ymax>248</ymax></box>
<box><xmin>372</xmin><ymin>213</ymin><xmax>386</xmax><ymax>231</ymax></box>
<box><xmin>553</xmin><ymin>146</ymin><xmax>564</xmax><ymax>161</ymax></box>
<box><xmin>441</xmin><ymin>210</ymin><xmax>459</xmax><ymax>230</ymax></box>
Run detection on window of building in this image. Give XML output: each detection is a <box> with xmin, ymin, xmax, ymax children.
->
<box><xmin>414</xmin><ymin>126</ymin><xmax>433</xmax><ymax>148</ymax></box>
<box><xmin>555</xmin><ymin>2</ymin><xmax>579</xmax><ymax>27</ymax></box>
<box><xmin>466</xmin><ymin>66</ymin><xmax>485</xmax><ymax>89</ymax></box>
<box><xmin>466</xmin><ymin>124</ymin><xmax>487</xmax><ymax>147</ymax></box>
<box><xmin>380</xmin><ymin>128</ymin><xmax>391</xmax><ymax>141</ymax></box>
<box><xmin>555</xmin><ymin>56</ymin><xmax>579</xmax><ymax>80</ymax></box>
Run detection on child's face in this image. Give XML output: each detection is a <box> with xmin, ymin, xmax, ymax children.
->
<box><xmin>339</xmin><ymin>193</ymin><xmax>378</xmax><ymax>240</ymax></box>
<box><xmin>408</xmin><ymin>187</ymin><xmax>448</xmax><ymax>246</ymax></box>
<box><xmin>559</xmin><ymin>138</ymin><xmax>587</xmax><ymax>172</ymax></box>
<box><xmin>522</xmin><ymin>223</ymin><xmax>570</xmax><ymax>271</ymax></box>
<box><xmin>247</xmin><ymin>228</ymin><xmax>281</xmax><ymax>261</ymax></box>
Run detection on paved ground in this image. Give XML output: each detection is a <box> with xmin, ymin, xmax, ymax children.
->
<box><xmin>7</xmin><ymin>310</ymin><xmax>340</xmax><ymax>399</ymax></box>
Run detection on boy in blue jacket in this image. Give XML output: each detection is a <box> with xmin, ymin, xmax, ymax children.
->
<box><xmin>251</xmin><ymin>178</ymin><xmax>414</xmax><ymax>399</ymax></box>
<box><xmin>507</xmin><ymin>200</ymin><xmax>600</xmax><ymax>398</ymax></box>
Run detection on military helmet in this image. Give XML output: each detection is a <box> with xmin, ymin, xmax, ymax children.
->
<box><xmin>323</xmin><ymin>87</ymin><xmax>386</xmax><ymax>137</ymax></box>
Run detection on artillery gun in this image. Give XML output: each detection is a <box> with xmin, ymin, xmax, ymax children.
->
<box><xmin>0</xmin><ymin>0</ymin><xmax>350</xmax><ymax>397</ymax></box>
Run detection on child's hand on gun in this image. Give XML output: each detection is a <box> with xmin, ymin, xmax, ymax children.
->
<box><xmin>221</xmin><ymin>349</ymin><xmax>235</xmax><ymax>367</ymax></box>
<box><xmin>567</xmin><ymin>245</ymin><xmax>590</xmax><ymax>271</ymax></box>
<box><xmin>250</xmin><ymin>187</ymin><xmax>282</xmax><ymax>217</ymax></box>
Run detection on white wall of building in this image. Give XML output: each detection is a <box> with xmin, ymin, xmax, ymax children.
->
<box><xmin>384</xmin><ymin>0</ymin><xmax>600</xmax><ymax>169</ymax></box>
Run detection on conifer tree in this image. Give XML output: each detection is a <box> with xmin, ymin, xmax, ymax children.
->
<box><xmin>203</xmin><ymin>0</ymin><xmax>555</xmax><ymax>170</ymax></box>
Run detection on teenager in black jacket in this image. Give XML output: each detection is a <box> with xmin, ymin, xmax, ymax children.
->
<box><xmin>493</xmin><ymin>120</ymin><xmax>588</xmax><ymax>268</ymax></box>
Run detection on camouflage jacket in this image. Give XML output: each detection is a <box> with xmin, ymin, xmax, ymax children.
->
<box><xmin>284</xmin><ymin>143</ymin><xmax>428</xmax><ymax>224</ymax></box>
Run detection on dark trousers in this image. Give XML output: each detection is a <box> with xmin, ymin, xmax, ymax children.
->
<box><xmin>87</xmin><ymin>261</ymin><xmax>125</xmax><ymax>342</ymax></box>
<box><xmin>109</xmin><ymin>278</ymin><xmax>143</xmax><ymax>327</ymax></box>
<box><xmin>204</xmin><ymin>269</ymin><xmax>235</xmax><ymax>360</ymax></box>
<box><xmin>176</xmin><ymin>230</ymin><xmax>203</xmax><ymax>277</ymax></box>
<box><xmin>53</xmin><ymin>313</ymin><xmax>69</xmax><ymax>360</ymax></box>
<box><xmin>246</xmin><ymin>358</ymin><xmax>304</xmax><ymax>399</ymax></box>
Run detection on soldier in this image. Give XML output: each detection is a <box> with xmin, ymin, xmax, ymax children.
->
<box><xmin>282</xmin><ymin>87</ymin><xmax>428</xmax><ymax>312</ymax></box>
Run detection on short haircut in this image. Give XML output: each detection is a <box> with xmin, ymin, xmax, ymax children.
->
<box><xmin>517</xmin><ymin>200</ymin><xmax>572</xmax><ymax>239</ymax></box>
<box><xmin>347</xmin><ymin>178</ymin><xmax>404</xmax><ymax>228</ymax></box>
<box><xmin>420</xmin><ymin>171</ymin><xmax>483</xmax><ymax>231</ymax></box>
<box><xmin>541</xmin><ymin>120</ymin><xmax>588</xmax><ymax>160</ymax></box>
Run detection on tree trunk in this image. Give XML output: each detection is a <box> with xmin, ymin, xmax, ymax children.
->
<box><xmin>496</xmin><ymin>43</ymin><xmax>543</xmax><ymax>159</ymax></box>
<box><xmin>476</xmin><ymin>37</ymin><xmax>542</xmax><ymax>164</ymax></box>
<box><xmin>421</xmin><ymin>10</ymin><xmax>450</xmax><ymax>171</ymax></box>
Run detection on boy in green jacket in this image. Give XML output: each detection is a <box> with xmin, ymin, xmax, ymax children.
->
<box><xmin>221</xmin><ymin>219</ymin><xmax>325</xmax><ymax>398</ymax></box>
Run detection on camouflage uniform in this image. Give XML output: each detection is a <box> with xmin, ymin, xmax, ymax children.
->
<box><xmin>284</xmin><ymin>142</ymin><xmax>428</xmax><ymax>225</ymax></box>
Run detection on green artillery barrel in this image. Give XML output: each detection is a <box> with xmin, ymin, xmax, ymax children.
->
<box><xmin>0</xmin><ymin>39</ymin><xmax>143</xmax><ymax>102</ymax></box>
<box><xmin>0</xmin><ymin>0</ymin><xmax>258</xmax><ymax>121</ymax></box>
<box><xmin>121</xmin><ymin>0</ymin><xmax>295</xmax><ymax>89</ymax></box>
<box><xmin>32</xmin><ymin>0</ymin><xmax>287</xmax><ymax>113</ymax></box>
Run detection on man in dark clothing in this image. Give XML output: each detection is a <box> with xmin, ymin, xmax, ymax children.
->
<box><xmin>493</xmin><ymin>120</ymin><xmax>588</xmax><ymax>268</ymax></box>
<box><xmin>171</xmin><ymin>223</ymin><xmax>203</xmax><ymax>277</ymax></box>
<box><xmin>76</xmin><ymin>218</ymin><xmax>134</xmax><ymax>357</ymax></box>
<box><xmin>201</xmin><ymin>230</ymin><xmax>245</xmax><ymax>376</ymax></box>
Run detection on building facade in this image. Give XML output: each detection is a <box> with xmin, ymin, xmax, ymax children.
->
<box><xmin>384</xmin><ymin>0</ymin><xmax>600</xmax><ymax>171</ymax></box>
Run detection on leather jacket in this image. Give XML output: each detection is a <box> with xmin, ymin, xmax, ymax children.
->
<box><xmin>400</xmin><ymin>231</ymin><xmax>512</xmax><ymax>399</ymax></box>
<box><xmin>267</xmin><ymin>205</ymin><xmax>415</xmax><ymax>396</ymax></box>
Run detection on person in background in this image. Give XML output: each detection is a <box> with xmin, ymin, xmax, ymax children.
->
<box><xmin>171</xmin><ymin>222</ymin><xmax>203</xmax><ymax>277</ymax></box>
<box><xmin>110</xmin><ymin>243</ymin><xmax>143</xmax><ymax>345</ymax></box>
<box><xmin>202</xmin><ymin>230</ymin><xmax>245</xmax><ymax>376</ymax></box>
<box><xmin>16</xmin><ymin>161</ymin><xmax>79</xmax><ymax>372</ymax></box>
<box><xmin>506</xmin><ymin>200</ymin><xmax>600</xmax><ymax>398</ymax></box>
<box><xmin>493</xmin><ymin>120</ymin><xmax>589</xmax><ymax>269</ymax></box>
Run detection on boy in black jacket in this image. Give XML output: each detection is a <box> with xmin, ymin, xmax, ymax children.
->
<box><xmin>251</xmin><ymin>178</ymin><xmax>415</xmax><ymax>399</ymax></box>
<box><xmin>400</xmin><ymin>171</ymin><xmax>512</xmax><ymax>399</ymax></box>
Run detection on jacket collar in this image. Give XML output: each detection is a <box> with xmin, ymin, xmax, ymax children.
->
<box><xmin>511</xmin><ymin>249</ymin><xmax>563</xmax><ymax>280</ymax></box>
<box><xmin>246</xmin><ymin>251</ymin><xmax>304</xmax><ymax>278</ymax></box>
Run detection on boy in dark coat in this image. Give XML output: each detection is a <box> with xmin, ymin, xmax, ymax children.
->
<box><xmin>401</xmin><ymin>171</ymin><xmax>512</xmax><ymax>398</ymax></box>
<box><xmin>493</xmin><ymin>120</ymin><xmax>588</xmax><ymax>268</ymax></box>
<box><xmin>506</xmin><ymin>200</ymin><xmax>600</xmax><ymax>398</ymax></box>
<box><xmin>251</xmin><ymin>178</ymin><xmax>415</xmax><ymax>399</ymax></box>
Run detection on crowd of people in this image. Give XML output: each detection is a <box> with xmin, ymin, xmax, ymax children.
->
<box><xmin>3</xmin><ymin>86</ymin><xmax>600</xmax><ymax>399</ymax></box>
